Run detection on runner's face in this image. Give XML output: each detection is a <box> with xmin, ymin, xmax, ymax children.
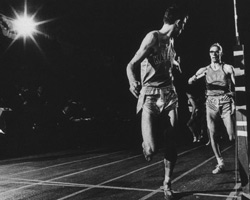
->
<box><xmin>209</xmin><ymin>46</ymin><xmax>221</xmax><ymax>63</ymax></box>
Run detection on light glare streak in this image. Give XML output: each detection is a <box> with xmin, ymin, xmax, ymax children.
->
<box><xmin>7</xmin><ymin>0</ymin><xmax>52</xmax><ymax>49</ymax></box>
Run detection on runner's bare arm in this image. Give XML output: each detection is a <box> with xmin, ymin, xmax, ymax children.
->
<box><xmin>126</xmin><ymin>32</ymin><xmax>157</xmax><ymax>98</ymax></box>
<box><xmin>188</xmin><ymin>67</ymin><xmax>207</xmax><ymax>84</ymax></box>
<box><xmin>225</xmin><ymin>64</ymin><xmax>235</xmax><ymax>85</ymax></box>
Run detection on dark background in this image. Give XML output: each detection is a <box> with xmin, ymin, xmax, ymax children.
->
<box><xmin>0</xmin><ymin>0</ymin><xmax>249</xmax><ymax>156</ymax></box>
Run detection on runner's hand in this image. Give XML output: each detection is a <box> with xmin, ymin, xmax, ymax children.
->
<box><xmin>129</xmin><ymin>81</ymin><xmax>141</xmax><ymax>98</ymax></box>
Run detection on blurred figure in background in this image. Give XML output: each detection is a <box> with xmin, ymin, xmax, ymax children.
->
<box><xmin>0</xmin><ymin>98</ymin><xmax>12</xmax><ymax>134</ymax></box>
<box><xmin>186</xmin><ymin>89</ymin><xmax>207</xmax><ymax>143</ymax></box>
<box><xmin>0</xmin><ymin>14</ymin><xmax>17</xmax><ymax>39</ymax></box>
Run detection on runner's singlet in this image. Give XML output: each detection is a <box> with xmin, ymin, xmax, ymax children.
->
<box><xmin>205</xmin><ymin>64</ymin><xmax>231</xmax><ymax>96</ymax></box>
<box><xmin>140</xmin><ymin>32</ymin><xmax>175</xmax><ymax>88</ymax></box>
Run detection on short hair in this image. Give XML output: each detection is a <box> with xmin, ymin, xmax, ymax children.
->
<box><xmin>210</xmin><ymin>43</ymin><xmax>223</xmax><ymax>54</ymax></box>
<box><xmin>163</xmin><ymin>5</ymin><xmax>187</xmax><ymax>24</ymax></box>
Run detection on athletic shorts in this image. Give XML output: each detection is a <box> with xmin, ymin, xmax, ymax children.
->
<box><xmin>141</xmin><ymin>90</ymin><xmax>178</xmax><ymax>115</ymax></box>
<box><xmin>206</xmin><ymin>95</ymin><xmax>234</xmax><ymax>132</ymax></box>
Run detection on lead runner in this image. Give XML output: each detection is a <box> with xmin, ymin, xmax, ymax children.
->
<box><xmin>126</xmin><ymin>5</ymin><xmax>188</xmax><ymax>200</ymax></box>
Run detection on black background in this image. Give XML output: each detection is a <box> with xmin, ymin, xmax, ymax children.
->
<box><xmin>0</xmin><ymin>0</ymin><xmax>250</xmax><ymax>154</ymax></box>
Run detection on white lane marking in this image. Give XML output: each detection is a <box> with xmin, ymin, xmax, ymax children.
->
<box><xmin>0</xmin><ymin>150</ymin><xmax>126</xmax><ymax>176</ymax></box>
<box><xmin>56</xmin><ymin>145</ymin><xmax>205</xmax><ymax>200</ymax></box>
<box><xmin>0</xmin><ymin>145</ymin><xmax>204</xmax><ymax>199</ymax></box>
<box><xmin>139</xmin><ymin>145</ymin><xmax>233</xmax><ymax>200</ymax></box>
<box><xmin>0</xmin><ymin>148</ymin><xmax>119</xmax><ymax>167</ymax></box>
<box><xmin>0</xmin><ymin>154</ymin><xmax>141</xmax><ymax>197</ymax></box>
<box><xmin>194</xmin><ymin>193</ymin><xmax>237</xmax><ymax>198</ymax></box>
<box><xmin>0</xmin><ymin>149</ymin><xmax>100</xmax><ymax>164</ymax></box>
<box><xmin>0</xmin><ymin>177</ymin><xmax>240</xmax><ymax>198</ymax></box>
<box><xmin>0</xmin><ymin>178</ymin><xmax>157</xmax><ymax>192</ymax></box>
<box><xmin>226</xmin><ymin>183</ymin><xmax>241</xmax><ymax>200</ymax></box>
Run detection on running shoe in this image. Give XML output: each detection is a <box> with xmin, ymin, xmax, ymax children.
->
<box><xmin>212</xmin><ymin>164</ymin><xmax>225</xmax><ymax>174</ymax></box>
<box><xmin>163</xmin><ymin>181</ymin><xmax>174</xmax><ymax>200</ymax></box>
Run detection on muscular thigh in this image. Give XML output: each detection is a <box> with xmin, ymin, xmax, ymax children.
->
<box><xmin>168</xmin><ymin>108</ymin><xmax>177</xmax><ymax>128</ymax></box>
<box><xmin>221</xmin><ymin>112</ymin><xmax>235</xmax><ymax>136</ymax></box>
<box><xmin>159</xmin><ymin>107</ymin><xmax>177</xmax><ymax>131</ymax></box>
<box><xmin>143</xmin><ymin>95</ymin><xmax>161</xmax><ymax>115</ymax></box>
<box><xmin>206</xmin><ymin>104</ymin><xmax>220</xmax><ymax>133</ymax></box>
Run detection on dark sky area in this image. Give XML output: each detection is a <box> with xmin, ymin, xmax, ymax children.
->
<box><xmin>0</xmin><ymin>0</ymin><xmax>250</xmax><ymax>118</ymax></box>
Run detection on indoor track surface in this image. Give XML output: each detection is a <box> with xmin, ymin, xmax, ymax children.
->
<box><xmin>0</xmin><ymin>142</ymin><xmax>241</xmax><ymax>200</ymax></box>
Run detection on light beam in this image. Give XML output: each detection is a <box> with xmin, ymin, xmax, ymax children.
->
<box><xmin>8</xmin><ymin>0</ymin><xmax>52</xmax><ymax>49</ymax></box>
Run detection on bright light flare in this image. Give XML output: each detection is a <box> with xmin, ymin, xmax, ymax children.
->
<box><xmin>13</xmin><ymin>14</ymin><xmax>37</xmax><ymax>39</ymax></box>
<box><xmin>6</xmin><ymin>0</ymin><xmax>53</xmax><ymax>50</ymax></box>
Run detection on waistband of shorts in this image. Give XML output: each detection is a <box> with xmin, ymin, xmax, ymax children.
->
<box><xmin>141</xmin><ymin>85</ymin><xmax>175</xmax><ymax>95</ymax></box>
<box><xmin>206</xmin><ymin>94</ymin><xmax>232</xmax><ymax>104</ymax></box>
<box><xmin>207</xmin><ymin>92</ymin><xmax>232</xmax><ymax>97</ymax></box>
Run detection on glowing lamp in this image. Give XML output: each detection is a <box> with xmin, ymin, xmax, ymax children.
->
<box><xmin>4</xmin><ymin>0</ymin><xmax>53</xmax><ymax>49</ymax></box>
<box><xmin>13</xmin><ymin>14</ymin><xmax>37</xmax><ymax>39</ymax></box>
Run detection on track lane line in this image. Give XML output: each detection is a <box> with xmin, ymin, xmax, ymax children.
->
<box><xmin>0</xmin><ymin>150</ymin><xmax>126</xmax><ymax>176</ymax></box>
<box><xmin>55</xmin><ymin>145</ymin><xmax>205</xmax><ymax>200</ymax></box>
<box><xmin>0</xmin><ymin>178</ymin><xmax>157</xmax><ymax>192</ymax></box>
<box><xmin>0</xmin><ymin>154</ymin><xmax>141</xmax><ymax>198</ymax></box>
<box><xmin>139</xmin><ymin>145</ymin><xmax>234</xmax><ymax>200</ymax></box>
<box><xmin>0</xmin><ymin>145</ymin><xmax>203</xmax><ymax>199</ymax></box>
<box><xmin>226</xmin><ymin>183</ymin><xmax>241</xmax><ymax>200</ymax></box>
<box><xmin>0</xmin><ymin>148</ymin><xmax>122</xmax><ymax>167</ymax></box>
